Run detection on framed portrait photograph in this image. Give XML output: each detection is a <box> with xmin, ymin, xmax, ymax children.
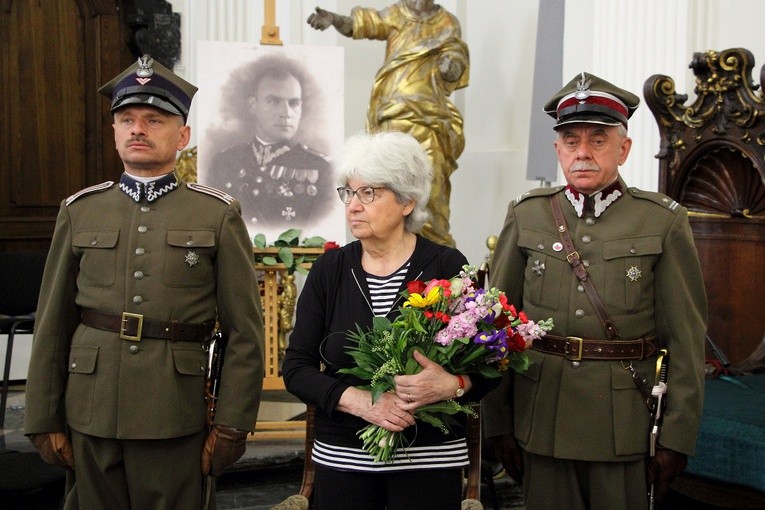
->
<box><xmin>196</xmin><ymin>41</ymin><xmax>345</xmax><ymax>245</ymax></box>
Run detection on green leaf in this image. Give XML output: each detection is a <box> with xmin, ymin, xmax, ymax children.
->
<box><xmin>278</xmin><ymin>247</ymin><xmax>294</xmax><ymax>267</ymax></box>
<box><xmin>302</xmin><ymin>235</ymin><xmax>327</xmax><ymax>247</ymax></box>
<box><xmin>277</xmin><ymin>228</ymin><xmax>302</xmax><ymax>244</ymax></box>
<box><xmin>253</xmin><ymin>233</ymin><xmax>267</xmax><ymax>248</ymax></box>
<box><xmin>261</xmin><ymin>256</ymin><xmax>278</xmax><ymax>265</ymax></box>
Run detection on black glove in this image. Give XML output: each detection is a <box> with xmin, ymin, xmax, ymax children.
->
<box><xmin>201</xmin><ymin>425</ymin><xmax>249</xmax><ymax>477</ymax></box>
<box><xmin>647</xmin><ymin>446</ymin><xmax>687</xmax><ymax>504</ymax></box>
<box><xmin>493</xmin><ymin>433</ymin><xmax>524</xmax><ymax>484</ymax></box>
<box><xmin>29</xmin><ymin>432</ymin><xmax>75</xmax><ymax>470</ymax></box>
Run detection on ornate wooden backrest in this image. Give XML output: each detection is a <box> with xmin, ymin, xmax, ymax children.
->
<box><xmin>644</xmin><ymin>48</ymin><xmax>765</xmax><ymax>364</ymax></box>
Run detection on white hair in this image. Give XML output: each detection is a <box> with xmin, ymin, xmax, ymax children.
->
<box><xmin>335</xmin><ymin>131</ymin><xmax>432</xmax><ymax>233</ymax></box>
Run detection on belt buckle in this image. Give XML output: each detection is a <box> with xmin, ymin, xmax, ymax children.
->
<box><xmin>564</xmin><ymin>336</ymin><xmax>583</xmax><ymax>361</ymax></box>
<box><xmin>120</xmin><ymin>312</ymin><xmax>144</xmax><ymax>341</ymax></box>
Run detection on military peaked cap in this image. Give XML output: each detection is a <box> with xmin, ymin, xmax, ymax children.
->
<box><xmin>544</xmin><ymin>71</ymin><xmax>640</xmax><ymax>129</ymax></box>
<box><xmin>98</xmin><ymin>55</ymin><xmax>197</xmax><ymax>123</ymax></box>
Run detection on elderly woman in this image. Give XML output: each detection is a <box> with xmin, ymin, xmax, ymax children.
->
<box><xmin>282</xmin><ymin>131</ymin><xmax>497</xmax><ymax>509</ymax></box>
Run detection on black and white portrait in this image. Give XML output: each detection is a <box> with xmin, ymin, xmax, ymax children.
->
<box><xmin>197</xmin><ymin>42</ymin><xmax>345</xmax><ymax>242</ymax></box>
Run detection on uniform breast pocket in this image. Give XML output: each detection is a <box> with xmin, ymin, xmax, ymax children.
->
<box><xmin>72</xmin><ymin>230</ymin><xmax>120</xmax><ymax>287</ymax></box>
<box><xmin>518</xmin><ymin>229</ymin><xmax>567</xmax><ymax>311</ymax></box>
<box><xmin>603</xmin><ymin>236</ymin><xmax>662</xmax><ymax>311</ymax></box>
<box><xmin>163</xmin><ymin>230</ymin><xmax>216</xmax><ymax>287</ymax></box>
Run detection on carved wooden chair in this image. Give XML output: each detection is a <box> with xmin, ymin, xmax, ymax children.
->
<box><xmin>644</xmin><ymin>47</ymin><xmax>765</xmax><ymax>366</ymax></box>
<box><xmin>644</xmin><ymin>47</ymin><xmax>765</xmax><ymax>508</ymax></box>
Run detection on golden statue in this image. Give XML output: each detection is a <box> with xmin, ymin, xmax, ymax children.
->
<box><xmin>308</xmin><ymin>0</ymin><xmax>469</xmax><ymax>247</ymax></box>
<box><xmin>277</xmin><ymin>273</ymin><xmax>298</xmax><ymax>355</ymax></box>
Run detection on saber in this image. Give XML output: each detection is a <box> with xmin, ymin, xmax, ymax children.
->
<box><xmin>648</xmin><ymin>349</ymin><xmax>668</xmax><ymax>510</ymax></box>
<box><xmin>203</xmin><ymin>331</ymin><xmax>228</xmax><ymax>510</ymax></box>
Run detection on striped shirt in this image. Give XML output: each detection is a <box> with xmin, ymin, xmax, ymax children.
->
<box><xmin>366</xmin><ymin>262</ymin><xmax>409</xmax><ymax>316</ymax></box>
<box><xmin>314</xmin><ymin>261</ymin><xmax>469</xmax><ymax>472</ymax></box>
<box><xmin>312</xmin><ymin>438</ymin><xmax>469</xmax><ymax>472</ymax></box>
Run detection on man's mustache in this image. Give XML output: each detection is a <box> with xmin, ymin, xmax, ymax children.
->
<box><xmin>126</xmin><ymin>136</ymin><xmax>154</xmax><ymax>148</ymax></box>
<box><xmin>570</xmin><ymin>161</ymin><xmax>599</xmax><ymax>172</ymax></box>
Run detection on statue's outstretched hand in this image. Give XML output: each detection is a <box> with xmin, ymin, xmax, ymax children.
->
<box><xmin>307</xmin><ymin>7</ymin><xmax>334</xmax><ymax>30</ymax></box>
<box><xmin>438</xmin><ymin>54</ymin><xmax>464</xmax><ymax>82</ymax></box>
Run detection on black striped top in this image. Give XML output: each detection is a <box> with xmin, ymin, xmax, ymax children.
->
<box><xmin>312</xmin><ymin>261</ymin><xmax>468</xmax><ymax>472</ymax></box>
<box><xmin>366</xmin><ymin>262</ymin><xmax>409</xmax><ymax>316</ymax></box>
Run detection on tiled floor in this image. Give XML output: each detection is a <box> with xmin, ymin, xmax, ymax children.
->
<box><xmin>1</xmin><ymin>388</ymin><xmax>525</xmax><ymax>510</ymax></box>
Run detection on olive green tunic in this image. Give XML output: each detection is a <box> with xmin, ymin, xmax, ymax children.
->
<box><xmin>483</xmin><ymin>178</ymin><xmax>707</xmax><ymax>462</ymax></box>
<box><xmin>25</xmin><ymin>175</ymin><xmax>264</xmax><ymax>440</ymax></box>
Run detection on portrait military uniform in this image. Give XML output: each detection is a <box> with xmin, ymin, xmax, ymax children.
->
<box><xmin>209</xmin><ymin>139</ymin><xmax>333</xmax><ymax>231</ymax></box>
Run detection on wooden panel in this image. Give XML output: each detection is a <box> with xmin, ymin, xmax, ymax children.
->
<box><xmin>0</xmin><ymin>0</ymin><xmax>133</xmax><ymax>251</ymax></box>
<box><xmin>692</xmin><ymin>217</ymin><xmax>765</xmax><ymax>363</ymax></box>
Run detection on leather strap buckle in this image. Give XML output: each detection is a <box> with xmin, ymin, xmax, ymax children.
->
<box><xmin>564</xmin><ymin>336</ymin><xmax>583</xmax><ymax>361</ymax></box>
<box><xmin>120</xmin><ymin>312</ymin><xmax>144</xmax><ymax>341</ymax></box>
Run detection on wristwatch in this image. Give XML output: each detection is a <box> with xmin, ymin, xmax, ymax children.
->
<box><xmin>455</xmin><ymin>374</ymin><xmax>465</xmax><ymax>398</ymax></box>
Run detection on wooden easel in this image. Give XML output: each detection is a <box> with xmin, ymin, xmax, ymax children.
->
<box><xmin>260</xmin><ymin>0</ymin><xmax>283</xmax><ymax>46</ymax></box>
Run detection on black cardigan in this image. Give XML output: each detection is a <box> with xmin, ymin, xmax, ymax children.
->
<box><xmin>283</xmin><ymin>235</ymin><xmax>499</xmax><ymax>448</ymax></box>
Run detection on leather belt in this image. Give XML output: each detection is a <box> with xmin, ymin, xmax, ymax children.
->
<box><xmin>532</xmin><ymin>334</ymin><xmax>658</xmax><ymax>361</ymax></box>
<box><xmin>81</xmin><ymin>309</ymin><xmax>214</xmax><ymax>343</ymax></box>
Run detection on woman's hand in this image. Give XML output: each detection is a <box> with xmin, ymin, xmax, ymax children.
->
<box><xmin>337</xmin><ymin>387</ymin><xmax>415</xmax><ymax>432</ymax></box>
<box><xmin>394</xmin><ymin>350</ymin><xmax>471</xmax><ymax>411</ymax></box>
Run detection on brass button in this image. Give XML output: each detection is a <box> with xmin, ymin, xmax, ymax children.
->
<box><xmin>129</xmin><ymin>345</ymin><xmax>139</xmax><ymax>354</ymax></box>
<box><xmin>134</xmin><ymin>271</ymin><xmax>144</xmax><ymax>279</ymax></box>
<box><xmin>582</xmin><ymin>235</ymin><xmax>592</xmax><ymax>244</ymax></box>
<box><xmin>537</xmin><ymin>243</ymin><xmax>545</xmax><ymax>250</ymax></box>
<box><xmin>630</xmin><ymin>248</ymin><xmax>637</xmax><ymax>254</ymax></box>
<box><xmin>141</xmin><ymin>206</ymin><xmax>150</xmax><ymax>213</ymax></box>
<box><xmin>575</xmin><ymin>309</ymin><xmax>585</xmax><ymax>318</ymax></box>
<box><xmin>90</xmin><ymin>239</ymin><xmax>98</xmax><ymax>246</ymax></box>
<box><xmin>585</xmin><ymin>218</ymin><xmax>595</xmax><ymax>226</ymax></box>
<box><xmin>577</xmin><ymin>284</ymin><xmax>584</xmax><ymax>293</ymax></box>
<box><xmin>135</xmin><ymin>247</ymin><xmax>145</xmax><ymax>255</ymax></box>
<box><xmin>70</xmin><ymin>362</ymin><xmax>76</xmax><ymax>369</ymax></box>
<box><xmin>133</xmin><ymin>295</ymin><xmax>143</xmax><ymax>304</ymax></box>
<box><xmin>570</xmin><ymin>361</ymin><xmax>581</xmax><ymax>368</ymax></box>
<box><xmin>138</xmin><ymin>226</ymin><xmax>148</xmax><ymax>233</ymax></box>
<box><xmin>583</xmin><ymin>260</ymin><xmax>590</xmax><ymax>268</ymax></box>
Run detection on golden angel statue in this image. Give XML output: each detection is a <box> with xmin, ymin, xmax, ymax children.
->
<box><xmin>308</xmin><ymin>0</ymin><xmax>469</xmax><ymax>247</ymax></box>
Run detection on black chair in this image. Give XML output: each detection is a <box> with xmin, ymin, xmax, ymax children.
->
<box><xmin>1</xmin><ymin>250</ymin><xmax>48</xmax><ymax>429</ymax></box>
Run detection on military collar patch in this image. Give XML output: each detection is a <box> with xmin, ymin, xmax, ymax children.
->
<box><xmin>251</xmin><ymin>141</ymin><xmax>291</xmax><ymax>166</ymax></box>
<box><xmin>119</xmin><ymin>172</ymin><xmax>179</xmax><ymax>203</ymax></box>
<box><xmin>564</xmin><ymin>181</ymin><xmax>623</xmax><ymax>218</ymax></box>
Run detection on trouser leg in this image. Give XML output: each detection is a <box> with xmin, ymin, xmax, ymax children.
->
<box><xmin>70</xmin><ymin>429</ymin><xmax>207</xmax><ymax>510</ymax></box>
<box><xmin>523</xmin><ymin>450</ymin><xmax>648</xmax><ymax>510</ymax></box>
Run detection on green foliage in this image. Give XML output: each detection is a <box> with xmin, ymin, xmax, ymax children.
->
<box><xmin>252</xmin><ymin>229</ymin><xmax>327</xmax><ymax>275</ymax></box>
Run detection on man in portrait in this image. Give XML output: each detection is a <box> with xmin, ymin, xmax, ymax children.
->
<box><xmin>205</xmin><ymin>53</ymin><xmax>334</xmax><ymax>233</ymax></box>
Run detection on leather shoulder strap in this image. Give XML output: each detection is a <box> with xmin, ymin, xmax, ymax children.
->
<box><xmin>549</xmin><ymin>195</ymin><xmax>619</xmax><ymax>339</ymax></box>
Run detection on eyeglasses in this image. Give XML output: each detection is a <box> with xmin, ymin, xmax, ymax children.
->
<box><xmin>336</xmin><ymin>186</ymin><xmax>386</xmax><ymax>204</ymax></box>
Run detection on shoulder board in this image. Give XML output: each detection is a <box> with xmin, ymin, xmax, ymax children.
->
<box><xmin>299</xmin><ymin>144</ymin><xmax>330</xmax><ymax>161</ymax></box>
<box><xmin>513</xmin><ymin>185</ymin><xmax>564</xmax><ymax>206</ymax></box>
<box><xmin>626</xmin><ymin>187</ymin><xmax>683</xmax><ymax>213</ymax></box>
<box><xmin>65</xmin><ymin>181</ymin><xmax>115</xmax><ymax>206</ymax></box>
<box><xmin>187</xmin><ymin>182</ymin><xmax>235</xmax><ymax>204</ymax></box>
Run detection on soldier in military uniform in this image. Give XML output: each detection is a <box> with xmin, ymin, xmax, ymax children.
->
<box><xmin>482</xmin><ymin>73</ymin><xmax>708</xmax><ymax>509</ymax></box>
<box><xmin>206</xmin><ymin>54</ymin><xmax>333</xmax><ymax>232</ymax></box>
<box><xmin>24</xmin><ymin>56</ymin><xmax>265</xmax><ymax>509</ymax></box>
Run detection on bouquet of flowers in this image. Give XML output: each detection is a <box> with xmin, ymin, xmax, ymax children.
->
<box><xmin>340</xmin><ymin>265</ymin><xmax>553</xmax><ymax>462</ymax></box>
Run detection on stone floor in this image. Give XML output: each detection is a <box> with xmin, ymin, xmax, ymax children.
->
<box><xmin>1</xmin><ymin>387</ymin><xmax>526</xmax><ymax>510</ymax></box>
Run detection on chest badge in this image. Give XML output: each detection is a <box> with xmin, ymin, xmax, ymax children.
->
<box><xmin>532</xmin><ymin>260</ymin><xmax>546</xmax><ymax>276</ymax></box>
<box><xmin>185</xmin><ymin>250</ymin><xmax>200</xmax><ymax>267</ymax></box>
<box><xmin>626</xmin><ymin>266</ymin><xmax>642</xmax><ymax>282</ymax></box>
<box><xmin>552</xmin><ymin>242</ymin><xmax>563</xmax><ymax>252</ymax></box>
